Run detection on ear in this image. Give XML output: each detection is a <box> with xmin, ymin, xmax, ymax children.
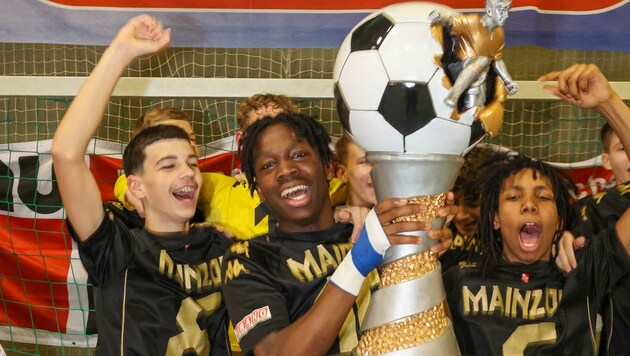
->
<box><xmin>255</xmin><ymin>185</ymin><xmax>266</xmax><ymax>202</ymax></box>
<box><xmin>127</xmin><ymin>175</ymin><xmax>146</xmax><ymax>200</ymax></box>
<box><xmin>336</xmin><ymin>164</ymin><xmax>349</xmax><ymax>183</ymax></box>
<box><xmin>493</xmin><ymin>214</ymin><xmax>501</xmax><ymax>230</ymax></box>
<box><xmin>601</xmin><ymin>152</ymin><xmax>612</xmax><ymax>171</ymax></box>
<box><xmin>235</xmin><ymin>130</ymin><xmax>244</xmax><ymax>149</ymax></box>
<box><xmin>325</xmin><ymin>162</ymin><xmax>335</xmax><ymax>181</ymax></box>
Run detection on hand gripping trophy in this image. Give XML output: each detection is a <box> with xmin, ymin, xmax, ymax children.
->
<box><xmin>333</xmin><ymin>1</ymin><xmax>515</xmax><ymax>355</ymax></box>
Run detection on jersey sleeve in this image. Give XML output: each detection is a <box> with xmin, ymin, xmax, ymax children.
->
<box><xmin>576</xmin><ymin>223</ymin><xmax>630</xmax><ymax>304</ymax></box>
<box><xmin>71</xmin><ymin>214</ymin><xmax>134</xmax><ymax>287</ymax></box>
<box><xmin>221</xmin><ymin>241</ymin><xmax>291</xmax><ymax>353</ymax></box>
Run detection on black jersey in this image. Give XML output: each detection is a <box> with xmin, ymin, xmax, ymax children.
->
<box><xmin>221</xmin><ymin>223</ymin><xmax>376</xmax><ymax>355</ymax></box>
<box><xmin>443</xmin><ymin>224</ymin><xmax>630</xmax><ymax>356</ymax></box>
<box><xmin>439</xmin><ymin>224</ymin><xmax>478</xmax><ymax>273</ymax></box>
<box><xmin>70</xmin><ymin>214</ymin><xmax>233</xmax><ymax>356</ymax></box>
<box><xmin>573</xmin><ymin>180</ymin><xmax>630</xmax><ymax>355</ymax></box>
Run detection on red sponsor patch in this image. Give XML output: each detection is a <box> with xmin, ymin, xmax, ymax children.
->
<box><xmin>234</xmin><ymin>305</ymin><xmax>272</xmax><ymax>341</ymax></box>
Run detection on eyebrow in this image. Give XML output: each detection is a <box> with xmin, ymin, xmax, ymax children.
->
<box><xmin>255</xmin><ymin>137</ymin><xmax>302</xmax><ymax>159</ymax></box>
<box><xmin>155</xmin><ymin>155</ymin><xmax>177</xmax><ymax>166</ymax></box>
<box><xmin>506</xmin><ymin>184</ymin><xmax>552</xmax><ymax>192</ymax></box>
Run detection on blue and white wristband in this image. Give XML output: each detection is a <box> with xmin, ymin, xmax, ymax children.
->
<box><xmin>330</xmin><ymin>209</ymin><xmax>391</xmax><ymax>296</ymax></box>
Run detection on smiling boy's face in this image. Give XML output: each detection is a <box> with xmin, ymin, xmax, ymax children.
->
<box><xmin>130</xmin><ymin>138</ymin><xmax>201</xmax><ymax>232</ymax></box>
<box><xmin>493</xmin><ymin>168</ymin><xmax>559</xmax><ymax>264</ymax></box>
<box><xmin>253</xmin><ymin>123</ymin><xmax>334</xmax><ymax>233</ymax></box>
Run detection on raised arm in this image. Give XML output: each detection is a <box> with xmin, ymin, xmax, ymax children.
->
<box><xmin>51</xmin><ymin>15</ymin><xmax>170</xmax><ymax>240</ymax></box>
<box><xmin>539</xmin><ymin>63</ymin><xmax>630</xmax><ymax>161</ymax></box>
<box><xmin>252</xmin><ymin>198</ymin><xmax>428</xmax><ymax>355</ymax></box>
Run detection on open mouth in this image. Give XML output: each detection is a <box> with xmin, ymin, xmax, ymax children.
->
<box><xmin>172</xmin><ymin>186</ymin><xmax>196</xmax><ymax>200</ymax></box>
<box><xmin>519</xmin><ymin>222</ymin><xmax>541</xmax><ymax>251</ymax></box>
<box><xmin>281</xmin><ymin>184</ymin><xmax>310</xmax><ymax>201</ymax></box>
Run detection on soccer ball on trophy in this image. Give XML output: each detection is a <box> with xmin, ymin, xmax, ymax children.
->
<box><xmin>333</xmin><ymin>2</ymin><xmax>485</xmax><ymax>155</ymax></box>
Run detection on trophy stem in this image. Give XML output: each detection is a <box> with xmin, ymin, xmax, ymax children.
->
<box><xmin>356</xmin><ymin>152</ymin><xmax>462</xmax><ymax>355</ymax></box>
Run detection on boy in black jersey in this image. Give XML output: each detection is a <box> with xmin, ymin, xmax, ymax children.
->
<box><xmin>52</xmin><ymin>15</ymin><xmax>232</xmax><ymax>355</ymax></box>
<box><xmin>222</xmin><ymin>113</ymin><xmax>454</xmax><ymax>355</ymax></box>
<box><xmin>541</xmin><ymin>63</ymin><xmax>630</xmax><ymax>355</ymax></box>
<box><xmin>443</xmin><ymin>153</ymin><xmax>630</xmax><ymax>355</ymax></box>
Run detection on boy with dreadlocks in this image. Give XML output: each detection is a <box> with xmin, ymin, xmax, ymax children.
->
<box><xmin>442</xmin><ymin>153</ymin><xmax>630</xmax><ymax>355</ymax></box>
<box><xmin>222</xmin><ymin>113</ymin><xmax>454</xmax><ymax>355</ymax></box>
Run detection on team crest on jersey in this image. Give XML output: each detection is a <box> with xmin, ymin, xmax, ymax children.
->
<box><xmin>234</xmin><ymin>306</ymin><xmax>272</xmax><ymax>341</ymax></box>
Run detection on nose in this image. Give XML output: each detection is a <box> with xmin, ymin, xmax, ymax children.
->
<box><xmin>456</xmin><ymin>206</ymin><xmax>470</xmax><ymax>220</ymax></box>
<box><xmin>180</xmin><ymin>163</ymin><xmax>197</xmax><ymax>180</ymax></box>
<box><xmin>520</xmin><ymin>196</ymin><xmax>538</xmax><ymax>214</ymax></box>
<box><xmin>276</xmin><ymin>159</ymin><xmax>298</xmax><ymax>181</ymax></box>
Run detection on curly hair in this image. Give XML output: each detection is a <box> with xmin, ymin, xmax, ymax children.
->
<box><xmin>240</xmin><ymin>113</ymin><xmax>332</xmax><ymax>195</ymax></box>
<box><xmin>132</xmin><ymin>107</ymin><xmax>190</xmax><ymax>137</ymax></box>
<box><xmin>236</xmin><ymin>94</ymin><xmax>298</xmax><ymax>130</ymax></box>
<box><xmin>334</xmin><ymin>133</ymin><xmax>354</xmax><ymax>166</ymax></box>
<box><xmin>453</xmin><ymin>145</ymin><xmax>499</xmax><ymax>206</ymax></box>
<box><xmin>475</xmin><ymin>152</ymin><xmax>577</xmax><ymax>272</ymax></box>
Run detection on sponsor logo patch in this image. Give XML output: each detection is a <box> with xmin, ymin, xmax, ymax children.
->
<box><xmin>234</xmin><ymin>306</ymin><xmax>272</xmax><ymax>341</ymax></box>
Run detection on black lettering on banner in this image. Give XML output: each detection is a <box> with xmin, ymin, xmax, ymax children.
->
<box><xmin>18</xmin><ymin>155</ymin><xmax>62</xmax><ymax>214</ymax></box>
<box><xmin>0</xmin><ymin>159</ymin><xmax>14</xmax><ymax>212</ymax></box>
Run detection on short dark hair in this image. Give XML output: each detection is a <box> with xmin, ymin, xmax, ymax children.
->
<box><xmin>600</xmin><ymin>122</ymin><xmax>615</xmax><ymax>153</ymax></box>
<box><xmin>123</xmin><ymin>125</ymin><xmax>191</xmax><ymax>176</ymax></box>
<box><xmin>240</xmin><ymin>113</ymin><xmax>332</xmax><ymax>195</ymax></box>
<box><xmin>475</xmin><ymin>153</ymin><xmax>577</xmax><ymax>272</ymax></box>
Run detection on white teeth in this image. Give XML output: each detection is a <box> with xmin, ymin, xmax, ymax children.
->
<box><xmin>281</xmin><ymin>185</ymin><xmax>308</xmax><ymax>199</ymax></box>
<box><xmin>174</xmin><ymin>186</ymin><xmax>195</xmax><ymax>193</ymax></box>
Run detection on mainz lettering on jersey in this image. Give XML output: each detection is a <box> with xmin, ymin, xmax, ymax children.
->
<box><xmin>158</xmin><ymin>250</ymin><xmax>223</xmax><ymax>293</ymax></box>
<box><xmin>287</xmin><ymin>243</ymin><xmax>352</xmax><ymax>282</ymax></box>
<box><xmin>462</xmin><ymin>285</ymin><xmax>563</xmax><ymax>319</ymax></box>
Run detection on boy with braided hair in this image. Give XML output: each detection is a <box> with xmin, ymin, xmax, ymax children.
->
<box><xmin>443</xmin><ymin>153</ymin><xmax>630</xmax><ymax>355</ymax></box>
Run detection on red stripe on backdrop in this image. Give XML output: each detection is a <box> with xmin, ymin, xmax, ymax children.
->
<box><xmin>43</xmin><ymin>0</ymin><xmax>624</xmax><ymax>11</ymax></box>
<box><xmin>558</xmin><ymin>165</ymin><xmax>615</xmax><ymax>199</ymax></box>
<box><xmin>0</xmin><ymin>217</ymin><xmax>72</xmax><ymax>333</ymax></box>
<box><xmin>90</xmin><ymin>155</ymin><xmax>121</xmax><ymax>203</ymax></box>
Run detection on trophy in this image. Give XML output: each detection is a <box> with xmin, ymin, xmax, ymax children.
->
<box><xmin>333</xmin><ymin>1</ymin><xmax>516</xmax><ymax>354</ymax></box>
